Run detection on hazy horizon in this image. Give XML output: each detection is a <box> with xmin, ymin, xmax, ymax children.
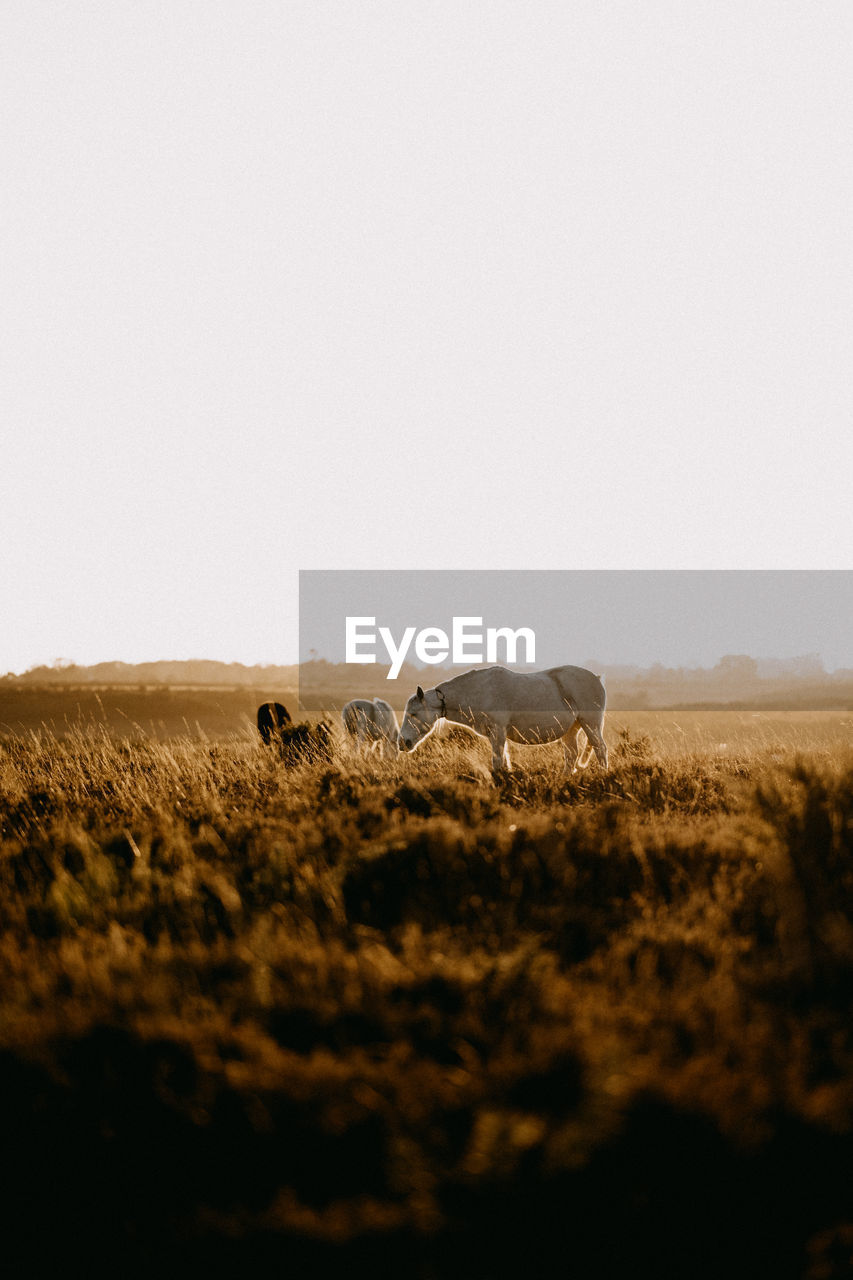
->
<box><xmin>5</xmin><ymin>648</ymin><xmax>849</xmax><ymax>677</ymax></box>
<box><xmin>6</xmin><ymin>567</ymin><xmax>852</xmax><ymax>676</ymax></box>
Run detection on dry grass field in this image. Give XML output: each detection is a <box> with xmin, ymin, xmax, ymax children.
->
<box><xmin>1</xmin><ymin>707</ymin><xmax>852</xmax><ymax>1276</ymax></box>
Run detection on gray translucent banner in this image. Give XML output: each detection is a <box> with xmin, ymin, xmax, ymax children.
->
<box><xmin>298</xmin><ymin>570</ymin><xmax>852</xmax><ymax>711</ymax></box>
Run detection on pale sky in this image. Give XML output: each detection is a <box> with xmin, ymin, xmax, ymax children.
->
<box><xmin>2</xmin><ymin>2</ymin><xmax>851</xmax><ymax>674</ymax></box>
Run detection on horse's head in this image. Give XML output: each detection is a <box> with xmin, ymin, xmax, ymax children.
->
<box><xmin>398</xmin><ymin>685</ymin><xmax>442</xmax><ymax>752</ymax></box>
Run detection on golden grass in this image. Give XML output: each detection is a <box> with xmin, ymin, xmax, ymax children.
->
<box><xmin>0</xmin><ymin>712</ymin><xmax>851</xmax><ymax>1276</ymax></box>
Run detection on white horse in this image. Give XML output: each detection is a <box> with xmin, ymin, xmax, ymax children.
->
<box><xmin>398</xmin><ymin>665</ymin><xmax>608</xmax><ymax>774</ymax></box>
<box><xmin>341</xmin><ymin>697</ymin><xmax>400</xmax><ymax>758</ymax></box>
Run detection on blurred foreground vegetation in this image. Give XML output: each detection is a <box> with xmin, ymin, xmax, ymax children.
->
<box><xmin>1</xmin><ymin>713</ymin><xmax>852</xmax><ymax>1276</ymax></box>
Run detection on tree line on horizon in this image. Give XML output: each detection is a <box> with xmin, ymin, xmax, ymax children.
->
<box><xmin>3</xmin><ymin>653</ymin><xmax>853</xmax><ymax>712</ymax></box>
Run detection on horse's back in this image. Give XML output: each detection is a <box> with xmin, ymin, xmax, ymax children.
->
<box><xmin>372</xmin><ymin>698</ymin><xmax>399</xmax><ymax>735</ymax></box>
<box><xmin>342</xmin><ymin>699</ymin><xmax>372</xmax><ymax>735</ymax></box>
<box><xmin>343</xmin><ymin>697</ymin><xmax>398</xmax><ymax>742</ymax></box>
<box><xmin>441</xmin><ymin>664</ymin><xmax>605</xmax><ymax>721</ymax></box>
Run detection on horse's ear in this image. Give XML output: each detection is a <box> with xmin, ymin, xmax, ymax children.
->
<box><xmin>416</xmin><ymin>685</ymin><xmax>424</xmax><ymax>701</ymax></box>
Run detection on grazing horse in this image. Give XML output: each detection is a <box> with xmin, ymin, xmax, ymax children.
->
<box><xmin>342</xmin><ymin>698</ymin><xmax>399</xmax><ymax>758</ymax></box>
<box><xmin>256</xmin><ymin>701</ymin><xmax>291</xmax><ymax>746</ymax></box>
<box><xmin>398</xmin><ymin>664</ymin><xmax>608</xmax><ymax>775</ymax></box>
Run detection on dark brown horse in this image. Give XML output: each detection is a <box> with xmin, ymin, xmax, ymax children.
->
<box><xmin>256</xmin><ymin>701</ymin><xmax>291</xmax><ymax>745</ymax></box>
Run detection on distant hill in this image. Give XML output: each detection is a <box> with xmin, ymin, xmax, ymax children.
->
<box><xmin>3</xmin><ymin>656</ymin><xmax>853</xmax><ymax>712</ymax></box>
<box><xmin>2</xmin><ymin>660</ymin><xmax>299</xmax><ymax>687</ymax></box>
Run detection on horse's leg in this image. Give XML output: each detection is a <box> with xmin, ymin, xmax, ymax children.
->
<box><xmin>487</xmin><ymin>724</ymin><xmax>510</xmax><ymax>773</ymax></box>
<box><xmin>579</xmin><ymin>717</ymin><xmax>609</xmax><ymax>769</ymax></box>
<box><xmin>575</xmin><ymin>725</ymin><xmax>595</xmax><ymax>770</ymax></box>
<box><xmin>561</xmin><ymin>721</ymin><xmax>587</xmax><ymax>773</ymax></box>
